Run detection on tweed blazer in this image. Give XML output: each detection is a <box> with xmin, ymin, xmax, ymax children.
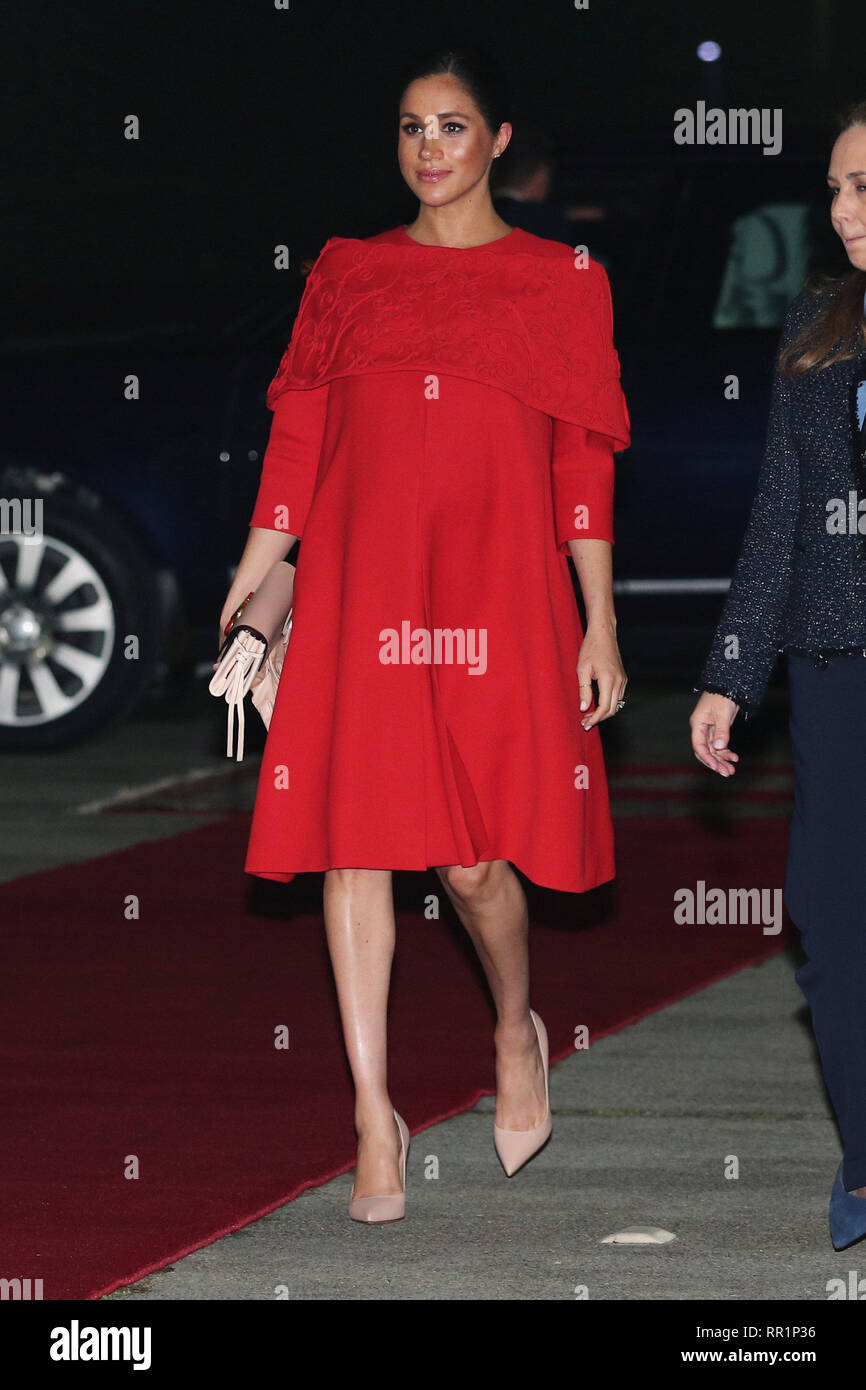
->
<box><xmin>698</xmin><ymin>285</ymin><xmax>866</xmax><ymax>712</ymax></box>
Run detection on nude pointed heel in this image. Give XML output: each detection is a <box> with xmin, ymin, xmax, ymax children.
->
<box><xmin>493</xmin><ymin>1009</ymin><xmax>552</xmax><ymax>1177</ymax></box>
<box><xmin>348</xmin><ymin>1109</ymin><xmax>410</xmax><ymax>1223</ymax></box>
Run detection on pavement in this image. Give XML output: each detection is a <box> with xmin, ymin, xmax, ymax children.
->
<box><xmin>6</xmin><ymin>667</ymin><xmax>856</xmax><ymax>1301</ymax></box>
<box><xmin>103</xmin><ymin>954</ymin><xmax>846</xmax><ymax>1302</ymax></box>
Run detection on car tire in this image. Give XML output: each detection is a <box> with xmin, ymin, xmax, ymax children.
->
<box><xmin>0</xmin><ymin>490</ymin><xmax>165</xmax><ymax>749</ymax></box>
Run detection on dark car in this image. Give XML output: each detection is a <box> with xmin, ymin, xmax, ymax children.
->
<box><xmin>0</xmin><ymin>290</ymin><xmax>301</xmax><ymax>748</ymax></box>
<box><xmin>556</xmin><ymin>137</ymin><xmax>846</xmax><ymax>666</ymax></box>
<box><xmin>0</xmin><ymin>141</ymin><xmax>847</xmax><ymax>746</ymax></box>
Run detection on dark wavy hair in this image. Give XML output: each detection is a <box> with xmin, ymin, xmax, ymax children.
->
<box><xmin>396</xmin><ymin>45</ymin><xmax>513</xmax><ymax>137</ymax></box>
<box><xmin>779</xmin><ymin>98</ymin><xmax>866</xmax><ymax>377</ymax></box>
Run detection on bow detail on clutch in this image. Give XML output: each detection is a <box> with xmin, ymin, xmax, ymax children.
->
<box><xmin>209</xmin><ymin>560</ymin><xmax>295</xmax><ymax>760</ymax></box>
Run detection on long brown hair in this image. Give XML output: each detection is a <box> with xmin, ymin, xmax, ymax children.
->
<box><xmin>778</xmin><ymin>99</ymin><xmax>866</xmax><ymax>378</ymax></box>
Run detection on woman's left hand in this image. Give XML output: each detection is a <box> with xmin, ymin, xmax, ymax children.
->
<box><xmin>577</xmin><ymin>622</ymin><xmax>627</xmax><ymax>729</ymax></box>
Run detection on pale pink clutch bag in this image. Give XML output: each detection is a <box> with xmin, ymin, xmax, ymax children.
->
<box><xmin>209</xmin><ymin>559</ymin><xmax>295</xmax><ymax>760</ymax></box>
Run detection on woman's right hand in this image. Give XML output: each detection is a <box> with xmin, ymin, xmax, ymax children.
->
<box><xmin>213</xmin><ymin>527</ymin><xmax>298</xmax><ymax>668</ymax></box>
<box><xmin>213</xmin><ymin>602</ymin><xmax>237</xmax><ymax>670</ymax></box>
<box><xmin>690</xmin><ymin>692</ymin><xmax>740</xmax><ymax>776</ymax></box>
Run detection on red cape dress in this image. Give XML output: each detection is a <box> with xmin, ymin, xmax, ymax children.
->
<box><xmin>243</xmin><ymin>224</ymin><xmax>631</xmax><ymax>892</ymax></box>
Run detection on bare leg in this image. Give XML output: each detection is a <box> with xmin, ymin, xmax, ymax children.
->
<box><xmin>323</xmin><ymin>868</ymin><xmax>402</xmax><ymax>1197</ymax></box>
<box><xmin>435</xmin><ymin>859</ymin><xmax>546</xmax><ymax>1130</ymax></box>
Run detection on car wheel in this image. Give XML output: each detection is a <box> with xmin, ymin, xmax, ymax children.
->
<box><xmin>0</xmin><ymin>493</ymin><xmax>164</xmax><ymax>749</ymax></box>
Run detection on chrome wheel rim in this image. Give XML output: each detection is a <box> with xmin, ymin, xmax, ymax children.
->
<box><xmin>0</xmin><ymin>533</ymin><xmax>116</xmax><ymax>727</ymax></box>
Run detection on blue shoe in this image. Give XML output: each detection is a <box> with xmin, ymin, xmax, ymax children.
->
<box><xmin>829</xmin><ymin>1161</ymin><xmax>866</xmax><ymax>1250</ymax></box>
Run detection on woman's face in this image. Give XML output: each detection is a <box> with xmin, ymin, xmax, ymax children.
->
<box><xmin>397</xmin><ymin>74</ymin><xmax>510</xmax><ymax>210</ymax></box>
<box><xmin>827</xmin><ymin>124</ymin><xmax>866</xmax><ymax>271</ymax></box>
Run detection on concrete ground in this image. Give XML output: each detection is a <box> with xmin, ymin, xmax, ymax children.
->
<box><xmin>103</xmin><ymin>953</ymin><xmax>847</xmax><ymax>1302</ymax></box>
<box><xmin>6</xmin><ymin>669</ymin><xmax>855</xmax><ymax>1300</ymax></box>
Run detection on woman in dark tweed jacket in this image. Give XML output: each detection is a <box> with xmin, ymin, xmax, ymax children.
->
<box><xmin>691</xmin><ymin>99</ymin><xmax>866</xmax><ymax>1250</ymax></box>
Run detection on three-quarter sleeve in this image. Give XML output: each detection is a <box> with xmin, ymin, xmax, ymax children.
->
<box><xmin>550</xmin><ymin>419</ymin><xmax>616</xmax><ymax>551</ymax></box>
<box><xmin>249</xmin><ymin>383</ymin><xmax>330</xmax><ymax>537</ymax></box>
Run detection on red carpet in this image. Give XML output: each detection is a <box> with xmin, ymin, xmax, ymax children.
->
<box><xmin>0</xmin><ymin>813</ymin><xmax>793</xmax><ymax>1299</ymax></box>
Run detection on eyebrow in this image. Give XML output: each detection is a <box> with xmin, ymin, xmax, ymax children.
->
<box><xmin>827</xmin><ymin>170</ymin><xmax>866</xmax><ymax>182</ymax></box>
<box><xmin>399</xmin><ymin>111</ymin><xmax>473</xmax><ymax>120</ymax></box>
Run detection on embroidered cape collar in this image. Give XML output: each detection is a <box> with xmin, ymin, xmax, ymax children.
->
<box><xmin>266</xmin><ymin>232</ymin><xmax>631</xmax><ymax>446</ymax></box>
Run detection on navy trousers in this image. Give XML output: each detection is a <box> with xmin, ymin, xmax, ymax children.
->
<box><xmin>786</xmin><ymin>651</ymin><xmax>866</xmax><ymax>1190</ymax></box>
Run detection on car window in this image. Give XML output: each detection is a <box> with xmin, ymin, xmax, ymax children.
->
<box><xmin>713</xmin><ymin>202</ymin><xmax>814</xmax><ymax>328</ymax></box>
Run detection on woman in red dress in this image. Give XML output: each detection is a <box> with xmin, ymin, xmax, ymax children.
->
<box><xmin>219</xmin><ymin>48</ymin><xmax>631</xmax><ymax>1222</ymax></box>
